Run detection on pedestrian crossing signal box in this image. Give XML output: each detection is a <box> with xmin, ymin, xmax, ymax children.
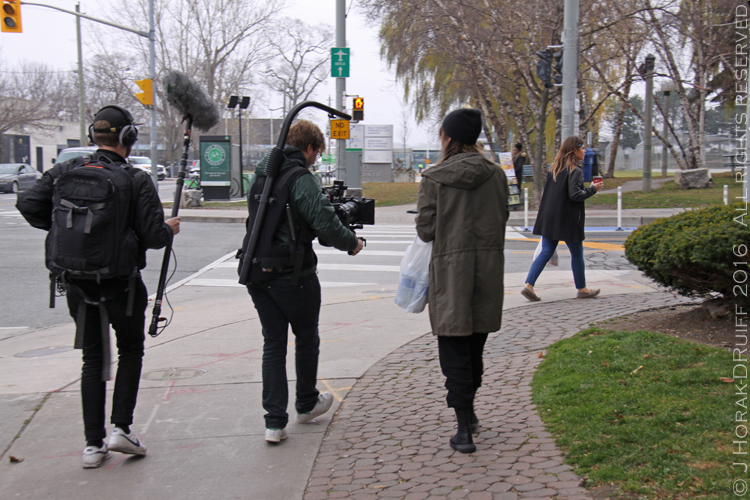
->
<box><xmin>352</xmin><ymin>97</ymin><xmax>364</xmax><ymax>121</ymax></box>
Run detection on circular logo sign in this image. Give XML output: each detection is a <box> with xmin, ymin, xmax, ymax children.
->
<box><xmin>204</xmin><ymin>145</ymin><xmax>226</xmax><ymax>166</ymax></box>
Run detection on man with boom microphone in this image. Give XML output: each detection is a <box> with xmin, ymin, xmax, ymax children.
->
<box><xmin>17</xmin><ymin>105</ymin><xmax>180</xmax><ymax>468</ymax></box>
<box><xmin>239</xmin><ymin>119</ymin><xmax>364</xmax><ymax>443</ymax></box>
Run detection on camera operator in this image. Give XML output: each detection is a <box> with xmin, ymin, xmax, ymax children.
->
<box><xmin>241</xmin><ymin>119</ymin><xmax>363</xmax><ymax>443</ymax></box>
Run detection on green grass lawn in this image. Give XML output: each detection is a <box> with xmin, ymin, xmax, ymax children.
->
<box><xmin>533</xmin><ymin>328</ymin><xmax>737</xmax><ymax>499</ymax></box>
<box><xmin>166</xmin><ymin>172</ymin><xmax>742</xmax><ymax>210</ymax></box>
<box><xmin>362</xmin><ymin>182</ymin><xmax>419</xmax><ymax>207</ymax></box>
<box><xmin>592</xmin><ymin>173</ymin><xmax>743</xmax><ymax>209</ymax></box>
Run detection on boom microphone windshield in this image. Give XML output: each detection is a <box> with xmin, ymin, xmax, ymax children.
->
<box><xmin>163</xmin><ymin>70</ymin><xmax>221</xmax><ymax>131</ymax></box>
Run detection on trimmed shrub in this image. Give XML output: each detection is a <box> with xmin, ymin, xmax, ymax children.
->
<box><xmin>624</xmin><ymin>203</ymin><xmax>749</xmax><ymax>304</ymax></box>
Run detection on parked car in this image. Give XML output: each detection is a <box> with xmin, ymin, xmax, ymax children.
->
<box><xmin>128</xmin><ymin>156</ymin><xmax>167</xmax><ymax>180</ymax></box>
<box><xmin>54</xmin><ymin>146</ymin><xmax>98</xmax><ymax>165</ymax></box>
<box><xmin>316</xmin><ymin>164</ymin><xmax>336</xmax><ymax>176</ymax></box>
<box><xmin>0</xmin><ymin>163</ymin><xmax>42</xmax><ymax>193</ymax></box>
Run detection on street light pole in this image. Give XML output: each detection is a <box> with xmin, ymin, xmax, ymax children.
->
<box><xmin>76</xmin><ymin>2</ymin><xmax>85</xmax><ymax>146</ymax></box>
<box><xmin>336</xmin><ymin>0</ymin><xmax>347</xmax><ymax>184</ymax></box>
<box><xmin>560</xmin><ymin>0</ymin><xmax>580</xmax><ymax>138</ymax></box>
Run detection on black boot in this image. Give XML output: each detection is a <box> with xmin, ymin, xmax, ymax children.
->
<box><xmin>450</xmin><ymin>408</ymin><xmax>476</xmax><ymax>453</ymax></box>
<box><xmin>469</xmin><ymin>406</ymin><xmax>479</xmax><ymax>435</ymax></box>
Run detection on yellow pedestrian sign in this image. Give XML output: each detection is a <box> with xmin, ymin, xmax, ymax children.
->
<box><xmin>330</xmin><ymin>119</ymin><xmax>350</xmax><ymax>139</ymax></box>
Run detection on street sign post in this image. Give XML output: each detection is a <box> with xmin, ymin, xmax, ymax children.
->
<box><xmin>331</xmin><ymin>47</ymin><xmax>350</xmax><ymax>78</ymax></box>
<box><xmin>330</xmin><ymin>119</ymin><xmax>350</xmax><ymax>139</ymax></box>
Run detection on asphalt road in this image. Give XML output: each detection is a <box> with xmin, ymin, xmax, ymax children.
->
<box><xmin>0</xmin><ymin>189</ymin><xmax>632</xmax><ymax>335</ymax></box>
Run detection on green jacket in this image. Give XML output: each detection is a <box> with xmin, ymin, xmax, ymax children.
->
<box><xmin>416</xmin><ymin>152</ymin><xmax>509</xmax><ymax>336</ymax></box>
<box><xmin>253</xmin><ymin>147</ymin><xmax>358</xmax><ymax>275</ymax></box>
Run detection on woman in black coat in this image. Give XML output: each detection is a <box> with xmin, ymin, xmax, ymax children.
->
<box><xmin>521</xmin><ymin>136</ymin><xmax>604</xmax><ymax>301</ymax></box>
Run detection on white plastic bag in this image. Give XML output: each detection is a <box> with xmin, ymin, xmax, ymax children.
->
<box><xmin>533</xmin><ymin>240</ymin><xmax>559</xmax><ymax>267</ymax></box>
<box><xmin>395</xmin><ymin>235</ymin><xmax>433</xmax><ymax>313</ymax></box>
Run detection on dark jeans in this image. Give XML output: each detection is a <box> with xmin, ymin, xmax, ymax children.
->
<box><xmin>437</xmin><ymin>333</ymin><xmax>489</xmax><ymax>409</ymax></box>
<box><xmin>66</xmin><ymin>277</ymin><xmax>147</xmax><ymax>443</ymax></box>
<box><xmin>247</xmin><ymin>274</ymin><xmax>322</xmax><ymax>429</ymax></box>
<box><xmin>526</xmin><ymin>236</ymin><xmax>586</xmax><ymax>289</ymax></box>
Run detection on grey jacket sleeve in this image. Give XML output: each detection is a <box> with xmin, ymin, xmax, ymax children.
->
<box><xmin>293</xmin><ymin>173</ymin><xmax>358</xmax><ymax>252</ymax></box>
<box><xmin>130</xmin><ymin>170</ymin><xmax>174</xmax><ymax>250</ymax></box>
<box><xmin>415</xmin><ymin>177</ymin><xmax>437</xmax><ymax>242</ymax></box>
<box><xmin>567</xmin><ymin>168</ymin><xmax>597</xmax><ymax>202</ymax></box>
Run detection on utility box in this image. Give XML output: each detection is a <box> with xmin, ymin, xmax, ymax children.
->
<box><xmin>200</xmin><ymin>136</ymin><xmax>231</xmax><ymax>200</ymax></box>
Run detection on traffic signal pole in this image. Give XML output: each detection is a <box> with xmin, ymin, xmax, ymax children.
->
<box><xmin>335</xmin><ymin>0</ymin><xmax>347</xmax><ymax>185</ymax></box>
<box><xmin>560</xmin><ymin>0</ymin><xmax>580</xmax><ymax>139</ymax></box>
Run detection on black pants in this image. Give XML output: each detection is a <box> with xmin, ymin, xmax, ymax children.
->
<box><xmin>66</xmin><ymin>277</ymin><xmax>147</xmax><ymax>443</ymax></box>
<box><xmin>247</xmin><ymin>274</ymin><xmax>322</xmax><ymax>429</ymax></box>
<box><xmin>437</xmin><ymin>333</ymin><xmax>489</xmax><ymax>409</ymax></box>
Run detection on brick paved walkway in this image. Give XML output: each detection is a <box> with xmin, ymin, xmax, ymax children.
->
<box><xmin>304</xmin><ymin>291</ymin><xmax>696</xmax><ymax>500</ymax></box>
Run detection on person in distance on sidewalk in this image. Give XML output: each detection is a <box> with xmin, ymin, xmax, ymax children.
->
<box><xmin>416</xmin><ymin>107</ymin><xmax>509</xmax><ymax>454</ymax></box>
<box><xmin>521</xmin><ymin>136</ymin><xmax>604</xmax><ymax>302</ymax></box>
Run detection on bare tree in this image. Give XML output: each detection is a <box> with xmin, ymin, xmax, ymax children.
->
<box><xmin>87</xmin><ymin>0</ymin><xmax>285</xmax><ymax>164</ymax></box>
<box><xmin>0</xmin><ymin>61</ymin><xmax>74</xmax><ymax>160</ymax></box>
<box><xmin>264</xmin><ymin>18</ymin><xmax>333</xmax><ymax>114</ymax></box>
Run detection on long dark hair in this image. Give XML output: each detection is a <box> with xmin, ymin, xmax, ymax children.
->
<box><xmin>550</xmin><ymin>135</ymin><xmax>584</xmax><ymax>181</ymax></box>
<box><xmin>437</xmin><ymin>126</ymin><xmax>483</xmax><ymax>165</ymax></box>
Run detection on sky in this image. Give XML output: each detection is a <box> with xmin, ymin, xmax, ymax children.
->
<box><xmin>0</xmin><ymin>0</ymin><xmax>440</xmax><ymax>149</ymax></box>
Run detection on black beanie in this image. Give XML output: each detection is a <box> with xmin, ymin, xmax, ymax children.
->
<box><xmin>442</xmin><ymin>108</ymin><xmax>482</xmax><ymax>146</ymax></box>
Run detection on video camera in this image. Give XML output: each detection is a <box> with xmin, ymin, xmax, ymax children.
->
<box><xmin>322</xmin><ymin>180</ymin><xmax>375</xmax><ymax>231</ymax></box>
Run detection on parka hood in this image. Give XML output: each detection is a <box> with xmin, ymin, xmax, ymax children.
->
<box><xmin>422</xmin><ymin>152</ymin><xmax>497</xmax><ymax>190</ymax></box>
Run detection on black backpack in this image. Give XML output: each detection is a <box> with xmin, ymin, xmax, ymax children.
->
<box><xmin>238</xmin><ymin>165</ymin><xmax>314</xmax><ymax>285</ymax></box>
<box><xmin>46</xmin><ymin>154</ymin><xmax>139</xmax><ymax>281</ymax></box>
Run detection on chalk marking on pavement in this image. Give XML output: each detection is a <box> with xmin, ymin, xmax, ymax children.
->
<box><xmin>140</xmin><ymin>403</ymin><xmax>161</xmax><ymax>435</ymax></box>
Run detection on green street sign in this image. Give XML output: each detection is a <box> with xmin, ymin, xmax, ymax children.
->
<box><xmin>321</xmin><ymin>153</ymin><xmax>336</xmax><ymax>164</ymax></box>
<box><xmin>331</xmin><ymin>47</ymin><xmax>350</xmax><ymax>78</ymax></box>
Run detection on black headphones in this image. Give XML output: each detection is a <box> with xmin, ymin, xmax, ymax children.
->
<box><xmin>88</xmin><ymin>105</ymin><xmax>139</xmax><ymax>148</ymax></box>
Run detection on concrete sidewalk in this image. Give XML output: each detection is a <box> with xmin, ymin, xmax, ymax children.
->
<box><xmin>0</xmin><ymin>205</ymin><xmax>689</xmax><ymax>499</ymax></box>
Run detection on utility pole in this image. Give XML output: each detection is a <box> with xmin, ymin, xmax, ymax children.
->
<box><xmin>641</xmin><ymin>54</ymin><xmax>655</xmax><ymax>192</ymax></box>
<box><xmin>148</xmin><ymin>0</ymin><xmax>158</xmax><ymax>184</ymax></box>
<box><xmin>335</xmin><ymin>0</ymin><xmax>347</xmax><ymax>184</ymax></box>
<box><xmin>75</xmin><ymin>2</ymin><xmax>85</xmax><ymax>146</ymax></box>
<box><xmin>560</xmin><ymin>0</ymin><xmax>580</xmax><ymax>139</ymax></box>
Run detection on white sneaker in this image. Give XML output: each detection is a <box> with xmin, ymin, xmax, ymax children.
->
<box><xmin>108</xmin><ymin>427</ymin><xmax>147</xmax><ymax>456</ymax></box>
<box><xmin>265</xmin><ymin>428</ymin><xmax>288</xmax><ymax>443</ymax></box>
<box><xmin>82</xmin><ymin>443</ymin><xmax>110</xmax><ymax>468</ymax></box>
<box><xmin>296</xmin><ymin>391</ymin><xmax>334</xmax><ymax>423</ymax></box>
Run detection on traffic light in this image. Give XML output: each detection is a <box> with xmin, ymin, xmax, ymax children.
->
<box><xmin>535</xmin><ymin>49</ymin><xmax>552</xmax><ymax>88</ymax></box>
<box><xmin>1</xmin><ymin>1</ymin><xmax>22</xmax><ymax>34</ymax></box>
<box><xmin>552</xmin><ymin>51</ymin><xmax>563</xmax><ymax>85</ymax></box>
<box><xmin>353</xmin><ymin>97</ymin><xmax>364</xmax><ymax>121</ymax></box>
<box><xmin>134</xmin><ymin>78</ymin><xmax>154</xmax><ymax>106</ymax></box>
